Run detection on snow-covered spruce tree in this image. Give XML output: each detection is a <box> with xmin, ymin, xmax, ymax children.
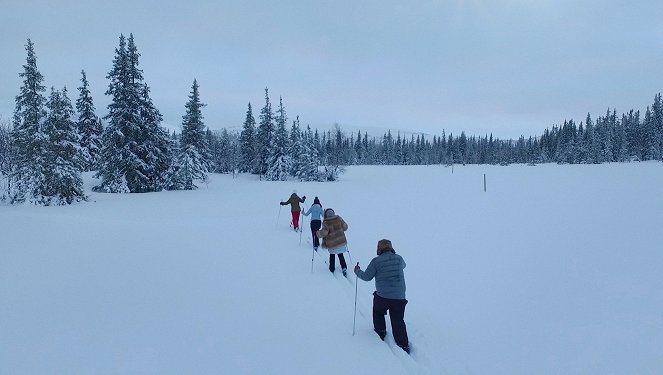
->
<box><xmin>603</xmin><ymin>114</ymin><xmax>616</xmax><ymax>162</ymax></box>
<box><xmin>239</xmin><ymin>102</ymin><xmax>257</xmax><ymax>173</ymax></box>
<box><xmin>321</xmin><ymin>124</ymin><xmax>346</xmax><ymax>181</ymax></box>
<box><xmin>41</xmin><ymin>87</ymin><xmax>86</xmax><ymax>205</ymax></box>
<box><xmin>382</xmin><ymin>132</ymin><xmax>392</xmax><ymax>164</ymax></box>
<box><xmin>76</xmin><ymin>70</ymin><xmax>103</xmax><ymax>171</ymax></box>
<box><xmin>642</xmin><ymin>106</ymin><xmax>660</xmax><ymax>160</ymax></box>
<box><xmin>10</xmin><ymin>39</ymin><xmax>48</xmax><ymax>203</ymax></box>
<box><xmin>95</xmin><ymin>34</ymin><xmax>171</xmax><ymax>193</ymax></box>
<box><xmin>584</xmin><ymin>113</ymin><xmax>600</xmax><ymax>164</ymax></box>
<box><xmin>164</xmin><ymin>131</ymin><xmax>183</xmax><ymax>190</ymax></box>
<box><xmin>607</xmin><ymin>109</ymin><xmax>619</xmax><ymax>162</ymax></box>
<box><xmin>217</xmin><ymin>128</ymin><xmax>237</xmax><ymax>174</ymax></box>
<box><xmin>623</xmin><ymin>110</ymin><xmax>641</xmax><ymax>160</ymax></box>
<box><xmin>613</xmin><ymin>112</ymin><xmax>628</xmax><ymax>162</ymax></box>
<box><xmin>138</xmin><ymin>83</ymin><xmax>172</xmax><ymax>191</ymax></box>
<box><xmin>651</xmin><ymin>93</ymin><xmax>663</xmax><ymax>160</ymax></box>
<box><xmin>180</xmin><ymin>79</ymin><xmax>210</xmax><ymax>167</ymax></box>
<box><xmin>395</xmin><ymin>133</ymin><xmax>405</xmax><ymax>164</ymax></box>
<box><xmin>287</xmin><ymin>116</ymin><xmax>305</xmax><ymax>179</ymax></box>
<box><xmin>354</xmin><ymin>131</ymin><xmax>363</xmax><ymax>164</ymax></box>
<box><xmin>170</xmin><ymin>79</ymin><xmax>210</xmax><ymax>190</ymax></box>
<box><xmin>300</xmin><ymin>125</ymin><xmax>321</xmax><ymax>181</ymax></box>
<box><xmin>256</xmin><ymin>88</ymin><xmax>274</xmax><ymax>177</ymax></box>
<box><xmin>206</xmin><ymin>129</ymin><xmax>220</xmax><ymax>173</ymax></box>
<box><xmin>266</xmin><ymin>97</ymin><xmax>290</xmax><ymax>181</ymax></box>
<box><xmin>362</xmin><ymin>132</ymin><xmax>376</xmax><ymax>164</ymax></box>
<box><xmin>0</xmin><ymin>119</ymin><xmax>15</xmax><ymax>200</ymax></box>
<box><xmin>94</xmin><ymin>34</ymin><xmax>134</xmax><ymax>193</ymax></box>
<box><xmin>407</xmin><ymin>135</ymin><xmax>417</xmax><ymax>165</ymax></box>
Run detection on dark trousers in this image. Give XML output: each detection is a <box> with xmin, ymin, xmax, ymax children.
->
<box><xmin>329</xmin><ymin>253</ymin><xmax>347</xmax><ymax>272</ymax></box>
<box><xmin>310</xmin><ymin>220</ymin><xmax>321</xmax><ymax>248</ymax></box>
<box><xmin>373</xmin><ymin>292</ymin><xmax>409</xmax><ymax>349</ymax></box>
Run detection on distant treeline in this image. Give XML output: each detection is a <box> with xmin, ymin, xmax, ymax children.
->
<box><xmin>227</xmin><ymin>94</ymin><xmax>663</xmax><ymax>169</ymax></box>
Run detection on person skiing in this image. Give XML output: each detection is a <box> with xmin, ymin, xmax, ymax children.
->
<box><xmin>280</xmin><ymin>191</ymin><xmax>306</xmax><ymax>231</ymax></box>
<box><xmin>302</xmin><ymin>196</ymin><xmax>323</xmax><ymax>251</ymax></box>
<box><xmin>316</xmin><ymin>208</ymin><xmax>349</xmax><ymax>276</ymax></box>
<box><xmin>354</xmin><ymin>239</ymin><xmax>410</xmax><ymax>354</ymax></box>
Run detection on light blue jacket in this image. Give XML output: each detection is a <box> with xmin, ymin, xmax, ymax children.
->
<box><xmin>355</xmin><ymin>251</ymin><xmax>407</xmax><ymax>299</ymax></box>
<box><xmin>303</xmin><ymin>204</ymin><xmax>323</xmax><ymax>221</ymax></box>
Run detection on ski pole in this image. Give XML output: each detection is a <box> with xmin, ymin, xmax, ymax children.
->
<box><xmin>353</xmin><ymin>262</ymin><xmax>359</xmax><ymax>336</ymax></box>
<box><xmin>276</xmin><ymin>205</ymin><xmax>282</xmax><ymax>227</ymax></box>
<box><xmin>299</xmin><ymin>203</ymin><xmax>307</xmax><ymax>245</ymax></box>
<box><xmin>311</xmin><ymin>244</ymin><xmax>315</xmax><ymax>273</ymax></box>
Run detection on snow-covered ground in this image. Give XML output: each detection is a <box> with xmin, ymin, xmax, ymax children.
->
<box><xmin>1</xmin><ymin>163</ymin><xmax>662</xmax><ymax>375</ymax></box>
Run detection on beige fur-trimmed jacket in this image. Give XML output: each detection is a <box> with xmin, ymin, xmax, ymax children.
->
<box><xmin>316</xmin><ymin>215</ymin><xmax>348</xmax><ymax>249</ymax></box>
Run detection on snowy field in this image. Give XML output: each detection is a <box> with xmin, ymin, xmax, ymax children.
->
<box><xmin>1</xmin><ymin>163</ymin><xmax>662</xmax><ymax>375</ymax></box>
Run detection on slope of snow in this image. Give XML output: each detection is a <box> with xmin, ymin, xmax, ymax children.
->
<box><xmin>1</xmin><ymin>163</ymin><xmax>662</xmax><ymax>375</ymax></box>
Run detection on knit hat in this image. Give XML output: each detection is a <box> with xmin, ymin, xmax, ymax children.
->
<box><xmin>313</xmin><ymin>197</ymin><xmax>321</xmax><ymax>205</ymax></box>
<box><xmin>377</xmin><ymin>239</ymin><xmax>395</xmax><ymax>254</ymax></box>
<box><xmin>324</xmin><ymin>208</ymin><xmax>335</xmax><ymax>218</ymax></box>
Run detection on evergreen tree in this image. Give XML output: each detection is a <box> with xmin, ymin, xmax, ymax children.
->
<box><xmin>382</xmin><ymin>130</ymin><xmax>394</xmax><ymax>164</ymax></box>
<box><xmin>597</xmin><ymin>109</ymin><xmax>615</xmax><ymax>162</ymax></box>
<box><xmin>95</xmin><ymin>34</ymin><xmax>135</xmax><ymax>193</ymax></box>
<box><xmin>651</xmin><ymin>93</ymin><xmax>663</xmax><ymax>160</ymax></box>
<box><xmin>41</xmin><ymin>87</ymin><xmax>86</xmax><ymax>205</ymax></box>
<box><xmin>76</xmin><ymin>70</ymin><xmax>103</xmax><ymax>171</ymax></box>
<box><xmin>395</xmin><ymin>133</ymin><xmax>404</xmax><ymax>164</ymax></box>
<box><xmin>138</xmin><ymin>83</ymin><xmax>172</xmax><ymax>191</ymax></box>
<box><xmin>458</xmin><ymin>132</ymin><xmax>468</xmax><ymax>164</ymax></box>
<box><xmin>623</xmin><ymin>110</ymin><xmax>640</xmax><ymax>160</ymax></box>
<box><xmin>164</xmin><ymin>132</ymin><xmax>183</xmax><ymax>190</ymax></box>
<box><xmin>322</xmin><ymin>124</ymin><xmax>346</xmax><ymax>181</ymax></box>
<box><xmin>447</xmin><ymin>133</ymin><xmax>455</xmax><ymax>164</ymax></box>
<box><xmin>10</xmin><ymin>39</ymin><xmax>48</xmax><ymax>203</ymax></box>
<box><xmin>256</xmin><ymin>87</ymin><xmax>274</xmax><ymax>176</ymax></box>
<box><xmin>0</xmin><ymin>120</ymin><xmax>13</xmax><ymax>196</ymax></box>
<box><xmin>95</xmin><ymin>34</ymin><xmax>171</xmax><ymax>193</ymax></box>
<box><xmin>354</xmin><ymin>131</ymin><xmax>363</xmax><ymax>164</ymax></box>
<box><xmin>206</xmin><ymin>129</ymin><xmax>219</xmax><ymax>173</ymax></box>
<box><xmin>266</xmin><ymin>98</ymin><xmax>290</xmax><ymax>181</ymax></box>
<box><xmin>584</xmin><ymin>113</ymin><xmax>599</xmax><ymax>163</ymax></box>
<box><xmin>288</xmin><ymin>117</ymin><xmax>309</xmax><ymax>179</ymax></box>
<box><xmin>642</xmin><ymin>106</ymin><xmax>660</xmax><ymax>160</ymax></box>
<box><xmin>172</xmin><ymin>79</ymin><xmax>210</xmax><ymax>189</ymax></box>
<box><xmin>180</xmin><ymin>79</ymin><xmax>209</xmax><ymax>163</ymax></box>
<box><xmin>613</xmin><ymin>111</ymin><xmax>628</xmax><ymax>162</ymax></box>
<box><xmin>239</xmin><ymin>102</ymin><xmax>257</xmax><ymax>173</ymax></box>
<box><xmin>217</xmin><ymin>128</ymin><xmax>236</xmax><ymax>173</ymax></box>
<box><xmin>299</xmin><ymin>125</ymin><xmax>321</xmax><ymax>181</ymax></box>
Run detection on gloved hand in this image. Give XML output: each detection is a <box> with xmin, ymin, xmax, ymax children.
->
<box><xmin>302</xmin><ymin>195</ymin><xmax>306</xmax><ymax>201</ymax></box>
<box><xmin>354</xmin><ymin>263</ymin><xmax>360</xmax><ymax>273</ymax></box>
<box><xmin>280</xmin><ymin>202</ymin><xmax>286</xmax><ymax>206</ymax></box>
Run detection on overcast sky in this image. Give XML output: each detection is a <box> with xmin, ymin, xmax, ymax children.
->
<box><xmin>2</xmin><ymin>0</ymin><xmax>662</xmax><ymax>139</ymax></box>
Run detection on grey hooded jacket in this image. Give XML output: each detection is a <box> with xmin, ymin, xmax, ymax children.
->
<box><xmin>355</xmin><ymin>251</ymin><xmax>406</xmax><ymax>299</ymax></box>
